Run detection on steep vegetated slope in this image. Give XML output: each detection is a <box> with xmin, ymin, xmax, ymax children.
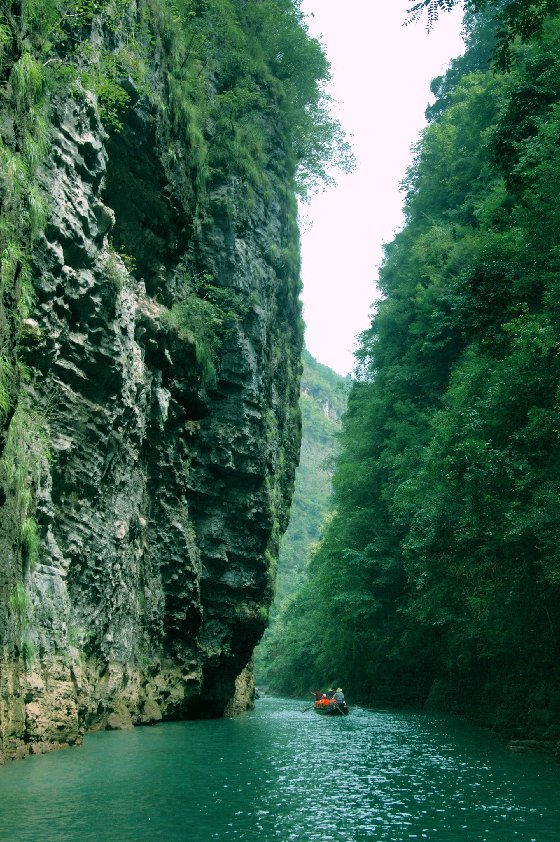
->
<box><xmin>0</xmin><ymin>0</ymin><xmax>350</xmax><ymax>762</ymax></box>
<box><xmin>255</xmin><ymin>350</ymin><xmax>349</xmax><ymax>685</ymax></box>
<box><xmin>271</xmin><ymin>4</ymin><xmax>560</xmax><ymax>751</ymax></box>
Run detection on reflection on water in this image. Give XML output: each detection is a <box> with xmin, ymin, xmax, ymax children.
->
<box><xmin>0</xmin><ymin>697</ymin><xmax>558</xmax><ymax>841</ymax></box>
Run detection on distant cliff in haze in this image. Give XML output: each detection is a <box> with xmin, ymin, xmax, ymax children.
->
<box><xmin>255</xmin><ymin>350</ymin><xmax>349</xmax><ymax>686</ymax></box>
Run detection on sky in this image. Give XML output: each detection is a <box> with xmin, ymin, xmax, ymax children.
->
<box><xmin>298</xmin><ymin>0</ymin><xmax>466</xmax><ymax>376</ymax></box>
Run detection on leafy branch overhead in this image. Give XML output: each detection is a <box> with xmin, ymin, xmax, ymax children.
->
<box><xmin>408</xmin><ymin>0</ymin><xmax>560</xmax><ymax>65</ymax></box>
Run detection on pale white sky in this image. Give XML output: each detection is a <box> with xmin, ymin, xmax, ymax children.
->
<box><xmin>299</xmin><ymin>0</ymin><xmax>466</xmax><ymax>376</ymax></box>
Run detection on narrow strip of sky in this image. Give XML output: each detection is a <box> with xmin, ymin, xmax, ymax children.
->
<box><xmin>299</xmin><ymin>0</ymin><xmax>466</xmax><ymax>376</ymax></box>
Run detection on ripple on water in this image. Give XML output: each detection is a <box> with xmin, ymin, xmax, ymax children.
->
<box><xmin>0</xmin><ymin>698</ymin><xmax>558</xmax><ymax>841</ymax></box>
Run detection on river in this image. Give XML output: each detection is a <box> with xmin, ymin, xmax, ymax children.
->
<box><xmin>0</xmin><ymin>697</ymin><xmax>558</xmax><ymax>841</ymax></box>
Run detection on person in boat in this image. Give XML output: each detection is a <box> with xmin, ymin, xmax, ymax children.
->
<box><xmin>326</xmin><ymin>688</ymin><xmax>334</xmax><ymax>698</ymax></box>
<box><xmin>333</xmin><ymin>688</ymin><xmax>346</xmax><ymax>707</ymax></box>
<box><xmin>313</xmin><ymin>690</ymin><xmax>323</xmax><ymax>701</ymax></box>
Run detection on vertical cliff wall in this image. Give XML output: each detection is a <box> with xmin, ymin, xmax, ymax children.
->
<box><xmin>0</xmin><ymin>0</ymin><xmax>331</xmax><ymax>761</ymax></box>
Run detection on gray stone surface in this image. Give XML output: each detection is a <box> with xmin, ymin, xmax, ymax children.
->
<box><xmin>0</xmin><ymin>65</ymin><xmax>301</xmax><ymax>759</ymax></box>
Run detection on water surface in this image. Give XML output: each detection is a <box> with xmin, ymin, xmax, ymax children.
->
<box><xmin>0</xmin><ymin>697</ymin><xmax>558</xmax><ymax>840</ymax></box>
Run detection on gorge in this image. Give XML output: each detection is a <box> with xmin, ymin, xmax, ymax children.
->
<box><xmin>0</xmin><ymin>0</ymin><xmax>345</xmax><ymax>762</ymax></box>
<box><xmin>5</xmin><ymin>0</ymin><xmax>560</xmax><ymax>774</ymax></box>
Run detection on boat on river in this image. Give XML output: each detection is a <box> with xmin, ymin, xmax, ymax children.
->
<box><xmin>313</xmin><ymin>699</ymin><xmax>349</xmax><ymax>716</ymax></box>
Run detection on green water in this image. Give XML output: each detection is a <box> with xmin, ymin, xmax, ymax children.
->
<box><xmin>0</xmin><ymin>697</ymin><xmax>558</xmax><ymax>841</ymax></box>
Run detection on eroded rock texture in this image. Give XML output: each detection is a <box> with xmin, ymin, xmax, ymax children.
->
<box><xmin>0</xmin><ymin>65</ymin><xmax>301</xmax><ymax>761</ymax></box>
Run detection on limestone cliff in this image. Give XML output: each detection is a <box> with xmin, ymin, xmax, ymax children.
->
<box><xmin>0</xmin><ymin>0</ymin><xmax>337</xmax><ymax>761</ymax></box>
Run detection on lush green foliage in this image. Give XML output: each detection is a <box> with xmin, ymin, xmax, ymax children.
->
<box><xmin>0</xmin><ymin>5</ymin><xmax>52</xmax><ymax>651</ymax></box>
<box><xmin>255</xmin><ymin>351</ymin><xmax>349</xmax><ymax>686</ymax></box>
<box><xmin>1</xmin><ymin>0</ymin><xmax>350</xmax><ymax>336</ymax></box>
<box><xmin>136</xmin><ymin>0</ymin><xmax>352</xmax><ymax>200</ymax></box>
<box><xmin>269</xmin><ymin>7</ymin><xmax>560</xmax><ymax>725</ymax></box>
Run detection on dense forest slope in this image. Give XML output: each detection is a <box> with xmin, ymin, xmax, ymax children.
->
<box><xmin>271</xmin><ymin>5</ymin><xmax>560</xmax><ymax>752</ymax></box>
<box><xmin>0</xmin><ymin>0</ymin><xmax>348</xmax><ymax>762</ymax></box>
<box><xmin>255</xmin><ymin>350</ymin><xmax>349</xmax><ymax>685</ymax></box>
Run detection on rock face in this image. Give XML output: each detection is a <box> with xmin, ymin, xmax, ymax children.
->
<box><xmin>0</xmin><ymin>15</ymin><xmax>302</xmax><ymax>761</ymax></box>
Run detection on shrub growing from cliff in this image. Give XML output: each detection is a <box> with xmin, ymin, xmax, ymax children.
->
<box><xmin>163</xmin><ymin>270</ymin><xmax>247</xmax><ymax>385</ymax></box>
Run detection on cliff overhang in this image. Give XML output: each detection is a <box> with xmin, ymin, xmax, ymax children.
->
<box><xmin>0</xmin><ymin>0</ymin><xmax>311</xmax><ymax>761</ymax></box>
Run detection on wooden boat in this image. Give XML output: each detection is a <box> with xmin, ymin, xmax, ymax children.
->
<box><xmin>313</xmin><ymin>700</ymin><xmax>349</xmax><ymax>716</ymax></box>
